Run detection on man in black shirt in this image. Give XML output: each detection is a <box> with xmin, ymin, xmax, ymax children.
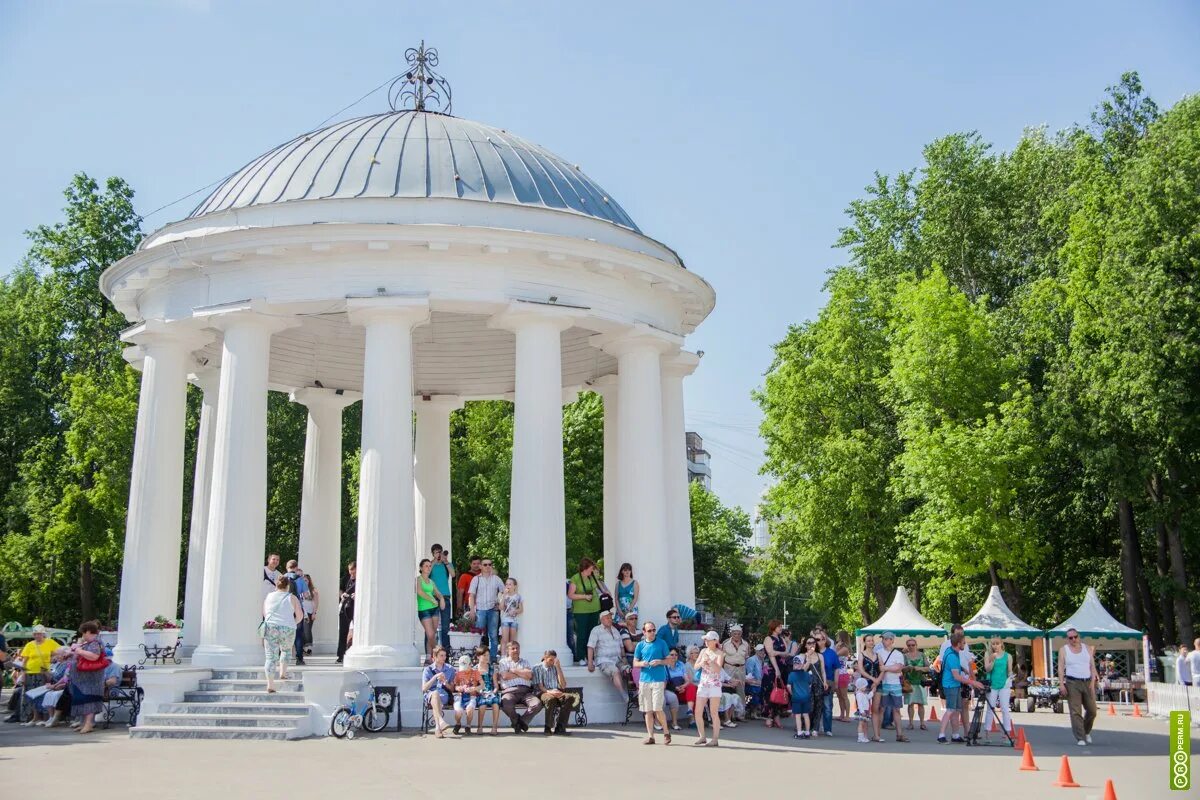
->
<box><xmin>336</xmin><ymin>562</ymin><xmax>356</xmax><ymax>663</ymax></box>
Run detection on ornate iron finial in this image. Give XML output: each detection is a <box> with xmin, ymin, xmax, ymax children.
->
<box><xmin>389</xmin><ymin>40</ymin><xmax>452</xmax><ymax>114</ymax></box>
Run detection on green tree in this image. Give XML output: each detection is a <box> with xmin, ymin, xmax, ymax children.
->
<box><xmin>688</xmin><ymin>481</ymin><xmax>752</xmax><ymax>616</ymax></box>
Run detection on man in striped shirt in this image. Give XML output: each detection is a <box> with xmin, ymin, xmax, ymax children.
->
<box><xmin>532</xmin><ymin>650</ymin><xmax>577</xmax><ymax>736</ymax></box>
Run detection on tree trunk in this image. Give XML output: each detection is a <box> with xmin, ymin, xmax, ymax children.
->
<box><xmin>988</xmin><ymin>562</ymin><xmax>1001</xmax><ymax>586</ymax></box>
<box><xmin>861</xmin><ymin>576</ymin><xmax>873</xmax><ymax>626</ymax></box>
<box><xmin>913</xmin><ymin>584</ymin><xmax>923</xmax><ymax>612</ymax></box>
<box><xmin>872</xmin><ymin>578</ymin><xmax>890</xmax><ymax>621</ymax></box>
<box><xmin>1155</xmin><ymin>519</ymin><xmax>1177</xmax><ymax>644</ymax></box>
<box><xmin>1116</xmin><ymin>498</ymin><xmax>1145</xmax><ymax>630</ymax></box>
<box><xmin>1166</xmin><ymin>464</ymin><xmax>1195</xmax><ymax>642</ymax></box>
<box><xmin>80</xmin><ymin>556</ymin><xmax>95</xmax><ymax>622</ymax></box>
<box><xmin>948</xmin><ymin>592</ymin><xmax>961</xmax><ymax>625</ymax></box>
<box><xmin>1002</xmin><ymin>576</ymin><xmax>1023</xmax><ymax>618</ymax></box>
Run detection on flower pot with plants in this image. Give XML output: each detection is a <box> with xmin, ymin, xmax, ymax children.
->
<box><xmin>142</xmin><ymin>616</ymin><xmax>180</xmax><ymax>649</ymax></box>
<box><xmin>98</xmin><ymin>626</ymin><xmax>118</xmax><ymax>648</ymax></box>
<box><xmin>448</xmin><ymin>618</ymin><xmax>483</xmax><ymax>650</ymax></box>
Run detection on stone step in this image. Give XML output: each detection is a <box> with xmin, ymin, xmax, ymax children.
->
<box><xmin>198</xmin><ymin>679</ymin><xmax>304</xmax><ymax>692</ymax></box>
<box><xmin>141</xmin><ymin>713</ymin><xmax>306</xmax><ymax>729</ymax></box>
<box><xmin>183</xmin><ymin>690</ymin><xmax>306</xmax><ymax>703</ymax></box>
<box><xmin>158</xmin><ymin>702</ymin><xmax>310</xmax><ymax>716</ymax></box>
<box><xmin>209</xmin><ymin>669</ymin><xmax>299</xmax><ymax>680</ymax></box>
<box><xmin>130</xmin><ymin>725</ymin><xmax>293</xmax><ymax>740</ymax></box>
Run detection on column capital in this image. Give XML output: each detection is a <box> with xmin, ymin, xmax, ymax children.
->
<box><xmin>120</xmin><ymin>320</ymin><xmax>215</xmax><ymax>370</ymax></box>
<box><xmin>487</xmin><ymin>301</ymin><xmax>582</xmax><ymax>334</ymax></box>
<box><xmin>662</xmin><ymin>350</ymin><xmax>701</xmax><ymax>378</ymax></box>
<box><xmin>347</xmin><ymin>296</ymin><xmax>430</xmax><ymax>328</ymax></box>
<box><xmin>194</xmin><ymin>303</ymin><xmax>299</xmax><ymax>336</ymax></box>
<box><xmin>415</xmin><ymin>394</ymin><xmax>465</xmax><ymax>413</ymax></box>
<box><xmin>290</xmin><ymin>386</ymin><xmax>362</xmax><ymax>411</ymax></box>
<box><xmin>188</xmin><ymin>366</ymin><xmax>221</xmax><ymax>394</ymax></box>
<box><xmin>591</xmin><ymin>324</ymin><xmax>683</xmax><ymax>358</ymax></box>
<box><xmin>591</xmin><ymin>374</ymin><xmax>619</xmax><ymax>395</ymax></box>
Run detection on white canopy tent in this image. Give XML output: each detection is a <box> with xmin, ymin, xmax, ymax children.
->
<box><xmin>1048</xmin><ymin>587</ymin><xmax>1142</xmax><ymax>643</ymax></box>
<box><xmin>1047</xmin><ymin>587</ymin><xmax>1144</xmax><ymax>678</ymax></box>
<box><xmin>962</xmin><ymin>586</ymin><xmax>1044</xmax><ymax>644</ymax></box>
<box><xmin>856</xmin><ymin>586</ymin><xmax>946</xmax><ymax>648</ymax></box>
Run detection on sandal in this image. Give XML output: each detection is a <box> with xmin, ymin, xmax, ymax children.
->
<box><xmin>694</xmin><ymin>738</ymin><xmax>707</xmax><ymax>746</ymax></box>
<box><xmin>920</xmin><ymin>723</ymin><xmax>928</xmax><ymax>731</ymax></box>
<box><xmin>706</xmin><ymin>740</ymin><xmax>719</xmax><ymax>747</ymax></box>
<box><xmin>897</xmin><ymin>735</ymin><xmax>910</xmax><ymax>742</ymax></box>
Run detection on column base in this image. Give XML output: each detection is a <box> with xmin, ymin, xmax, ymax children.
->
<box><xmin>191</xmin><ymin>643</ymin><xmax>265</xmax><ymax>668</ymax></box>
<box><xmin>112</xmin><ymin>643</ymin><xmax>145</xmax><ymax>667</ymax></box>
<box><xmin>343</xmin><ymin>642</ymin><xmax>420</xmax><ymax>669</ymax></box>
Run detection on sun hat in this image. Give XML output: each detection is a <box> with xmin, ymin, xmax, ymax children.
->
<box><xmin>729</xmin><ymin>623</ymin><xmax>743</xmax><ymax>632</ymax></box>
<box><xmin>703</xmin><ymin>630</ymin><xmax>720</xmax><ymax>641</ymax></box>
<box><xmin>32</xmin><ymin>624</ymin><xmax>47</xmax><ymax>635</ymax></box>
<box><xmin>599</xmin><ymin>608</ymin><xmax>613</xmax><ymax>618</ymax></box>
<box><xmin>457</xmin><ymin>654</ymin><xmax>472</xmax><ymax>668</ymax></box>
<box><xmin>754</xmin><ymin>643</ymin><xmax>765</xmax><ymax>652</ymax></box>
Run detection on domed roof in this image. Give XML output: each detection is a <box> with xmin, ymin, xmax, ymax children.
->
<box><xmin>190</xmin><ymin>110</ymin><xmax>640</xmax><ymax>232</ymax></box>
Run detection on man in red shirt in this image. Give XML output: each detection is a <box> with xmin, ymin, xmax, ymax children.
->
<box><xmin>456</xmin><ymin>555</ymin><xmax>482</xmax><ymax>612</ymax></box>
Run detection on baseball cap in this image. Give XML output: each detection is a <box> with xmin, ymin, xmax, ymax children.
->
<box><xmin>703</xmin><ymin>631</ymin><xmax>719</xmax><ymax>641</ymax></box>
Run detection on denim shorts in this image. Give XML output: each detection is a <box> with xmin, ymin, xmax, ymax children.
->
<box><xmin>417</xmin><ymin>607</ymin><xmax>439</xmax><ymax>621</ymax></box>
<box><xmin>943</xmin><ymin>687</ymin><xmax>961</xmax><ymax>710</ymax></box>
<box><xmin>501</xmin><ymin>620</ymin><xmax>519</xmax><ymax>629</ymax></box>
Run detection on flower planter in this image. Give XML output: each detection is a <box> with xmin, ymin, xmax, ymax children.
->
<box><xmin>449</xmin><ymin>631</ymin><xmax>482</xmax><ymax>650</ymax></box>
<box><xmin>676</xmin><ymin>630</ymin><xmax>706</xmax><ymax>651</ymax></box>
<box><xmin>143</xmin><ymin>628</ymin><xmax>179</xmax><ymax>649</ymax></box>
<box><xmin>98</xmin><ymin>631</ymin><xmax>119</xmax><ymax>648</ymax></box>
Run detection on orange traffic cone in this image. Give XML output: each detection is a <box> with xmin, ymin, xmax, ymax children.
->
<box><xmin>1018</xmin><ymin>742</ymin><xmax>1039</xmax><ymax>771</ymax></box>
<box><xmin>929</xmin><ymin>704</ymin><xmax>939</xmax><ymax>722</ymax></box>
<box><xmin>1102</xmin><ymin>779</ymin><xmax>1118</xmax><ymax>800</ymax></box>
<box><xmin>1132</xmin><ymin>703</ymin><xmax>1143</xmax><ymax>718</ymax></box>
<box><xmin>990</xmin><ymin>716</ymin><xmax>999</xmax><ymax>733</ymax></box>
<box><xmin>1107</xmin><ymin>702</ymin><xmax>1116</xmax><ymax>716</ymax></box>
<box><xmin>1013</xmin><ymin>726</ymin><xmax>1026</xmax><ymax>750</ymax></box>
<box><xmin>1052</xmin><ymin>755</ymin><xmax>1081</xmax><ymax>787</ymax></box>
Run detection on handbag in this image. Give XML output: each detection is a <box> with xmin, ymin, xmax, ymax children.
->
<box><xmin>597</xmin><ymin>580</ymin><xmax>614</xmax><ymax>613</ymax></box>
<box><xmin>768</xmin><ymin>678</ymin><xmax>788</xmax><ymax>706</ymax></box>
<box><xmin>76</xmin><ymin>645</ymin><xmax>110</xmax><ymax>673</ymax></box>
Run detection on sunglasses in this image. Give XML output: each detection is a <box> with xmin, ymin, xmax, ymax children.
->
<box><xmin>668</xmin><ymin>615</ymin><xmax>680</xmax><ymax>620</ymax></box>
<box><xmin>1067</xmin><ymin>635</ymin><xmax>1078</xmax><ymax>641</ymax></box>
<box><xmin>481</xmin><ymin>562</ymin><xmax>493</xmax><ymax>567</ymax></box>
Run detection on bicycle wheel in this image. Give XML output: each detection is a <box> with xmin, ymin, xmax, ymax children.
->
<box><xmin>330</xmin><ymin>707</ymin><xmax>353</xmax><ymax>738</ymax></box>
<box><xmin>364</xmin><ymin>705</ymin><xmax>390</xmax><ymax>732</ymax></box>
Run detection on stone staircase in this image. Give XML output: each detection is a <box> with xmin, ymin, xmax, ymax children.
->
<box><xmin>131</xmin><ymin>669</ymin><xmax>310</xmax><ymax>740</ymax></box>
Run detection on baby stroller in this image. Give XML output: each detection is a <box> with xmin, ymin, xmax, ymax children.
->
<box><xmin>963</xmin><ymin>683</ymin><xmax>1014</xmax><ymax>747</ymax></box>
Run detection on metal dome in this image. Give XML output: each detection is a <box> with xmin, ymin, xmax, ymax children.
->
<box><xmin>189</xmin><ymin>110</ymin><xmax>640</xmax><ymax>231</ymax></box>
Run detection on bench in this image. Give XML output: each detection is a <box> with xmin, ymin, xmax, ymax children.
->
<box><xmin>101</xmin><ymin>665</ymin><xmax>143</xmax><ymax>728</ymax></box>
<box><xmin>421</xmin><ymin>687</ymin><xmax>588</xmax><ymax>733</ymax></box>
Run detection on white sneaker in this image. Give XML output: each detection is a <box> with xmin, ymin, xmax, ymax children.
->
<box><xmin>857</xmin><ymin>734</ymin><xmax>870</xmax><ymax>743</ymax></box>
<box><xmin>1085</xmin><ymin>734</ymin><xmax>1093</xmax><ymax>744</ymax></box>
<box><xmin>577</xmin><ymin>659</ymin><xmax>587</xmax><ymax>666</ymax></box>
<box><xmin>1077</xmin><ymin>739</ymin><xmax>1086</xmax><ymax>746</ymax></box>
<box><xmin>20</xmin><ymin>720</ymin><xmax>37</xmax><ymax>727</ymax></box>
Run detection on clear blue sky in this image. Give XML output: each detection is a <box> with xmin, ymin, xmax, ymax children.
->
<box><xmin>2</xmin><ymin>2</ymin><xmax>1198</xmax><ymax>515</ymax></box>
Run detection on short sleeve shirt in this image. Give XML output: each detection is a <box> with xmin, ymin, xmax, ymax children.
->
<box><xmin>468</xmin><ymin>574</ymin><xmax>505</xmax><ymax>610</ymax></box>
<box><xmin>20</xmin><ymin>639</ymin><xmax>60</xmax><ymax>673</ymax></box>
<box><xmin>570</xmin><ymin>572</ymin><xmax>601</xmax><ymax>614</ymax></box>
<box><xmin>1188</xmin><ymin>651</ymin><xmax>1200</xmax><ymax>683</ymax></box>
<box><xmin>879</xmin><ymin>647</ymin><xmax>904</xmax><ymax>687</ymax></box>
<box><xmin>498</xmin><ymin>657</ymin><xmax>532</xmax><ymax>689</ymax></box>
<box><xmin>457</xmin><ymin>571</ymin><xmax>477</xmax><ymax>599</ymax></box>
<box><xmin>634</xmin><ymin>638</ymin><xmax>671</xmax><ymax>683</ymax></box>
<box><xmin>587</xmin><ymin>624</ymin><xmax>624</xmax><ymax>665</ymax></box>
<box><xmin>658</xmin><ymin>625</ymin><xmax>680</xmax><ymax>652</ymax></box>
<box><xmin>942</xmin><ymin>650</ymin><xmax>962</xmax><ymax>689</ymax></box>
<box><xmin>430</xmin><ymin>561</ymin><xmax>453</xmax><ymax>597</ymax></box>
<box><xmin>821</xmin><ymin>646</ymin><xmax>840</xmax><ymax>678</ymax></box>
<box><xmin>788</xmin><ymin>668</ymin><xmax>813</xmax><ymax>699</ymax></box>
<box><xmin>745</xmin><ymin>656</ymin><xmax>763</xmax><ymax>681</ymax></box>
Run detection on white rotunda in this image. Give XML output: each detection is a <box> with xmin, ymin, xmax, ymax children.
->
<box><xmin>101</xmin><ymin>46</ymin><xmax>715</xmax><ymax>674</ymax></box>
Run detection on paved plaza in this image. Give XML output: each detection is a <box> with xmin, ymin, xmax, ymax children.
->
<box><xmin>1</xmin><ymin>709</ymin><xmax>1186</xmax><ymax>799</ymax></box>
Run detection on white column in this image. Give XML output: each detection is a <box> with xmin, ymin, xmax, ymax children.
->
<box><xmin>593</xmin><ymin>376</ymin><xmax>620</xmax><ymax>580</ymax></box>
<box><xmin>599</xmin><ymin>326</ymin><xmax>680</xmax><ymax>628</ymax></box>
<box><xmin>344</xmin><ymin>298</ymin><xmax>429</xmax><ymax>669</ymax></box>
<box><xmin>192</xmin><ymin>311</ymin><xmax>294</xmax><ymax>667</ymax></box>
<box><xmin>662</xmin><ymin>351</ymin><xmax>700</xmax><ymax>609</ymax></box>
<box><xmin>490</xmin><ymin>304</ymin><xmax>577</xmax><ymax>657</ymax></box>
<box><xmin>113</xmin><ymin>325</ymin><xmax>206</xmax><ymax>665</ymax></box>
<box><xmin>291</xmin><ymin>387</ymin><xmax>360</xmax><ymax>656</ymax></box>
<box><xmin>414</xmin><ymin>395</ymin><xmax>463</xmax><ymax>569</ymax></box>
<box><xmin>180</xmin><ymin>368</ymin><xmax>220</xmax><ymax>656</ymax></box>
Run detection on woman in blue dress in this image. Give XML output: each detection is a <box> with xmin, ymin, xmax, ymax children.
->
<box><xmin>474</xmin><ymin>646</ymin><xmax>501</xmax><ymax>735</ymax></box>
<box><xmin>616</xmin><ymin>562</ymin><xmax>639</xmax><ymax>621</ymax></box>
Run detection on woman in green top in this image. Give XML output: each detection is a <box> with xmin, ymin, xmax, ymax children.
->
<box><xmin>902</xmin><ymin>638</ymin><xmax>930</xmax><ymax>730</ymax></box>
<box><xmin>416</xmin><ymin>558</ymin><xmax>446</xmax><ymax>662</ymax></box>
<box><xmin>568</xmin><ymin>557</ymin><xmax>603</xmax><ymax>663</ymax></box>
<box><xmin>983</xmin><ymin>635</ymin><xmax>1014</xmax><ymax>737</ymax></box>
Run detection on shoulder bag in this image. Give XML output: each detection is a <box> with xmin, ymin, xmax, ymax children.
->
<box><xmin>597</xmin><ymin>579</ymin><xmax>614</xmax><ymax>613</ymax></box>
<box><xmin>768</xmin><ymin>676</ymin><xmax>788</xmax><ymax>706</ymax></box>
<box><xmin>76</xmin><ymin>643</ymin><xmax>110</xmax><ymax>673</ymax></box>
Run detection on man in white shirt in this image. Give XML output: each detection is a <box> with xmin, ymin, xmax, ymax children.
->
<box><xmin>262</xmin><ymin>554</ymin><xmax>281</xmax><ymax>601</ymax></box>
<box><xmin>468</xmin><ymin>559</ymin><xmax>506</xmax><ymax>661</ymax></box>
<box><xmin>1176</xmin><ymin>642</ymin><xmax>1192</xmax><ymax>685</ymax></box>
<box><xmin>1189</xmin><ymin>638</ymin><xmax>1200</xmax><ymax>688</ymax></box>
<box><xmin>587</xmin><ymin>609</ymin><xmax>626</xmax><ymax>696</ymax></box>
<box><xmin>1057</xmin><ymin>627</ymin><xmax>1098</xmax><ymax>746</ymax></box>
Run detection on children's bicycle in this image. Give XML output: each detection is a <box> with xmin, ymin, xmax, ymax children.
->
<box><xmin>330</xmin><ymin>672</ymin><xmax>392</xmax><ymax>739</ymax></box>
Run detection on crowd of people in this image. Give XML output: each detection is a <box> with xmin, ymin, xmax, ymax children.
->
<box><xmin>1</xmin><ymin>623</ymin><xmax>126</xmax><ymax>733</ymax></box>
